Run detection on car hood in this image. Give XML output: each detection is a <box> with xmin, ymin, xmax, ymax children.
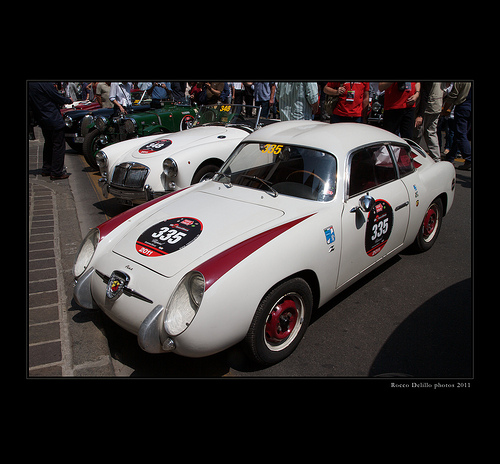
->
<box><xmin>111</xmin><ymin>187</ymin><xmax>285</xmax><ymax>277</ymax></box>
<box><xmin>128</xmin><ymin>125</ymin><xmax>244</xmax><ymax>160</ymax></box>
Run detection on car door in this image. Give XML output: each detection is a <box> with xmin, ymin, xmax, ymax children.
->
<box><xmin>336</xmin><ymin>143</ymin><xmax>410</xmax><ymax>289</ymax></box>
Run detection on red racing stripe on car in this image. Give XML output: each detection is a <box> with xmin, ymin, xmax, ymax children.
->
<box><xmin>97</xmin><ymin>187</ymin><xmax>189</xmax><ymax>241</ymax></box>
<box><xmin>195</xmin><ymin>213</ymin><xmax>316</xmax><ymax>291</ymax></box>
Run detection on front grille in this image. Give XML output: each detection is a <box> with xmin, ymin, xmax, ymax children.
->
<box><xmin>111</xmin><ymin>162</ymin><xmax>149</xmax><ymax>190</ymax></box>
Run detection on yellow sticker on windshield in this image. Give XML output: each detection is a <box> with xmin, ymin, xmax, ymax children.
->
<box><xmin>261</xmin><ymin>144</ymin><xmax>284</xmax><ymax>155</ymax></box>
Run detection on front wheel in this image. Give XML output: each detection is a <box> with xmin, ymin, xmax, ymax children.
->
<box><xmin>191</xmin><ymin>164</ymin><xmax>220</xmax><ymax>184</ymax></box>
<box><xmin>243</xmin><ymin>278</ymin><xmax>312</xmax><ymax>365</ymax></box>
<box><xmin>411</xmin><ymin>198</ymin><xmax>443</xmax><ymax>252</ymax></box>
<box><xmin>82</xmin><ymin>129</ymin><xmax>104</xmax><ymax>169</ymax></box>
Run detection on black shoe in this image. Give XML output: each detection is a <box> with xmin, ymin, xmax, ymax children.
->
<box><xmin>50</xmin><ymin>173</ymin><xmax>70</xmax><ymax>180</ymax></box>
<box><xmin>457</xmin><ymin>161</ymin><xmax>471</xmax><ymax>171</ymax></box>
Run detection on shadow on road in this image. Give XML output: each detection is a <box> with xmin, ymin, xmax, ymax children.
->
<box><xmin>369</xmin><ymin>278</ymin><xmax>472</xmax><ymax>378</ymax></box>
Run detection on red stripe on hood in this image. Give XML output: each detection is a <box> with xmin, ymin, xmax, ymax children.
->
<box><xmin>97</xmin><ymin>188</ymin><xmax>188</xmax><ymax>241</ymax></box>
<box><xmin>195</xmin><ymin>214</ymin><xmax>315</xmax><ymax>291</ymax></box>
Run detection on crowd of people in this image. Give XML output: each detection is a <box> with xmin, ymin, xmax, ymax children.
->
<box><xmin>29</xmin><ymin>81</ymin><xmax>472</xmax><ymax>179</ymax></box>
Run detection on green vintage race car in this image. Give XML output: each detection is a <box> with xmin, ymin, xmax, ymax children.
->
<box><xmin>82</xmin><ymin>102</ymin><xmax>198</xmax><ymax>169</ymax></box>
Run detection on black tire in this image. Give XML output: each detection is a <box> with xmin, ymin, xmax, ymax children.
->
<box><xmin>66</xmin><ymin>138</ymin><xmax>83</xmax><ymax>153</ymax></box>
<box><xmin>411</xmin><ymin>197</ymin><xmax>443</xmax><ymax>253</ymax></box>
<box><xmin>82</xmin><ymin>128</ymin><xmax>102</xmax><ymax>169</ymax></box>
<box><xmin>244</xmin><ymin>278</ymin><xmax>313</xmax><ymax>365</ymax></box>
<box><xmin>191</xmin><ymin>164</ymin><xmax>220</xmax><ymax>184</ymax></box>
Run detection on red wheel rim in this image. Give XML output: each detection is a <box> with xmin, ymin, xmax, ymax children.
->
<box><xmin>265</xmin><ymin>299</ymin><xmax>298</xmax><ymax>344</ymax></box>
<box><xmin>422</xmin><ymin>204</ymin><xmax>438</xmax><ymax>241</ymax></box>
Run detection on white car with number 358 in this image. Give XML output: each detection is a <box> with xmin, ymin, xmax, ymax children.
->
<box><xmin>96</xmin><ymin>104</ymin><xmax>269</xmax><ymax>204</ymax></box>
<box><xmin>73</xmin><ymin>121</ymin><xmax>456</xmax><ymax>365</ymax></box>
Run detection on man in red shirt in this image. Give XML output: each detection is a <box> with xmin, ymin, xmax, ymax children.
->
<box><xmin>324</xmin><ymin>82</ymin><xmax>370</xmax><ymax>123</ymax></box>
<box><xmin>379</xmin><ymin>82</ymin><xmax>420</xmax><ymax>139</ymax></box>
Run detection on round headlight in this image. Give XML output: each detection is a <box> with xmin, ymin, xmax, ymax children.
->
<box><xmin>73</xmin><ymin>228</ymin><xmax>100</xmax><ymax>278</ymax></box>
<box><xmin>64</xmin><ymin>115</ymin><xmax>73</xmax><ymax>128</ymax></box>
<box><xmin>95</xmin><ymin>116</ymin><xmax>108</xmax><ymax>131</ymax></box>
<box><xmin>164</xmin><ymin>271</ymin><xmax>205</xmax><ymax>336</ymax></box>
<box><xmin>124</xmin><ymin>117</ymin><xmax>137</xmax><ymax>134</ymax></box>
<box><xmin>163</xmin><ymin>158</ymin><xmax>178</xmax><ymax>178</ymax></box>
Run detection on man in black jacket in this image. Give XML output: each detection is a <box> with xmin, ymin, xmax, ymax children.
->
<box><xmin>28</xmin><ymin>82</ymin><xmax>72</xmax><ymax>179</ymax></box>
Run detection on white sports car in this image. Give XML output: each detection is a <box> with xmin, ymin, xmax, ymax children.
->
<box><xmin>96</xmin><ymin>104</ymin><xmax>271</xmax><ymax>204</ymax></box>
<box><xmin>74</xmin><ymin>121</ymin><xmax>456</xmax><ymax>365</ymax></box>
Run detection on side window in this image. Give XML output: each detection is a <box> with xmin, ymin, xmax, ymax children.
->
<box><xmin>391</xmin><ymin>144</ymin><xmax>414</xmax><ymax>177</ymax></box>
<box><xmin>348</xmin><ymin>145</ymin><xmax>397</xmax><ymax>197</ymax></box>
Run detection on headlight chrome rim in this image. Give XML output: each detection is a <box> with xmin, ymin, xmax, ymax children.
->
<box><xmin>164</xmin><ymin>271</ymin><xmax>205</xmax><ymax>336</ymax></box>
<box><xmin>95</xmin><ymin>150</ymin><xmax>108</xmax><ymax>177</ymax></box>
<box><xmin>163</xmin><ymin>158</ymin><xmax>178</xmax><ymax>178</ymax></box>
<box><xmin>73</xmin><ymin>228</ymin><xmax>100</xmax><ymax>278</ymax></box>
<box><xmin>64</xmin><ymin>114</ymin><xmax>73</xmax><ymax>128</ymax></box>
<box><xmin>124</xmin><ymin>117</ymin><xmax>137</xmax><ymax>134</ymax></box>
<box><xmin>95</xmin><ymin>116</ymin><xmax>108</xmax><ymax>131</ymax></box>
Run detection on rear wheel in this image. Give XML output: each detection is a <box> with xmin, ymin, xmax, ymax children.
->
<box><xmin>411</xmin><ymin>198</ymin><xmax>443</xmax><ymax>252</ymax></box>
<box><xmin>244</xmin><ymin>278</ymin><xmax>312</xmax><ymax>365</ymax></box>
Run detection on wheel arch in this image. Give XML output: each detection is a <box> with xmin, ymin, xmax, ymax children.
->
<box><xmin>191</xmin><ymin>158</ymin><xmax>225</xmax><ymax>183</ymax></box>
<box><xmin>436</xmin><ymin>192</ymin><xmax>448</xmax><ymax>217</ymax></box>
<box><xmin>263</xmin><ymin>269</ymin><xmax>321</xmax><ymax>313</ymax></box>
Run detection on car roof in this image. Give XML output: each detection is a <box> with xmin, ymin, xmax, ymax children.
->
<box><xmin>244</xmin><ymin>120</ymin><xmax>407</xmax><ymax>156</ymax></box>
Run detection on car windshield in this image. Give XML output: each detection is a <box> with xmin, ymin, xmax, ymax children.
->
<box><xmin>193</xmin><ymin>104</ymin><xmax>262</xmax><ymax>130</ymax></box>
<box><xmin>213</xmin><ymin>142</ymin><xmax>337</xmax><ymax>202</ymax></box>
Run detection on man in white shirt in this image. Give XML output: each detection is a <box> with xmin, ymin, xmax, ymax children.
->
<box><xmin>109</xmin><ymin>82</ymin><xmax>133</xmax><ymax>115</ymax></box>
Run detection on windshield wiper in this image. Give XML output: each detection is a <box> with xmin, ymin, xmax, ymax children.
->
<box><xmin>240</xmin><ymin>175</ymin><xmax>279</xmax><ymax>197</ymax></box>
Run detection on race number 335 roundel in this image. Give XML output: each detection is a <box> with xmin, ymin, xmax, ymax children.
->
<box><xmin>136</xmin><ymin>217</ymin><xmax>203</xmax><ymax>257</ymax></box>
<box><xmin>365</xmin><ymin>200</ymin><xmax>393</xmax><ymax>257</ymax></box>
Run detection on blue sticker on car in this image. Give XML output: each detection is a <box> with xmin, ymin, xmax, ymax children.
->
<box><xmin>324</xmin><ymin>225</ymin><xmax>335</xmax><ymax>244</ymax></box>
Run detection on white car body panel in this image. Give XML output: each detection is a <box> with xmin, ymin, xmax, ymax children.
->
<box><xmin>100</xmin><ymin>125</ymin><xmax>247</xmax><ymax>200</ymax></box>
<box><xmin>74</xmin><ymin>121</ymin><xmax>456</xmax><ymax>359</ymax></box>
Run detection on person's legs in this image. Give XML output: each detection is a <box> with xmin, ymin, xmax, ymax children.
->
<box><xmin>50</xmin><ymin>127</ymin><xmax>67</xmax><ymax>177</ymax></box>
<box><xmin>382</xmin><ymin>108</ymin><xmax>403</xmax><ymax>135</ymax></box>
<box><xmin>423</xmin><ymin>113</ymin><xmax>440</xmax><ymax>158</ymax></box>
<box><xmin>41</xmin><ymin>126</ymin><xmax>53</xmax><ymax>175</ymax></box>
<box><xmin>399</xmin><ymin>107</ymin><xmax>415</xmax><ymax>139</ymax></box>
<box><xmin>454</xmin><ymin>104</ymin><xmax>471</xmax><ymax>163</ymax></box>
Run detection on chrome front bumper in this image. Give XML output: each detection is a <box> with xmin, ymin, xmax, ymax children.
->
<box><xmin>74</xmin><ymin>267</ymin><xmax>176</xmax><ymax>354</ymax></box>
<box><xmin>73</xmin><ymin>267</ymin><xmax>99</xmax><ymax>310</ymax></box>
<box><xmin>137</xmin><ymin>304</ymin><xmax>176</xmax><ymax>354</ymax></box>
<box><xmin>99</xmin><ymin>178</ymin><xmax>170</xmax><ymax>203</ymax></box>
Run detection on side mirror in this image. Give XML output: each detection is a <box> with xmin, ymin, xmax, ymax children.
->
<box><xmin>351</xmin><ymin>193</ymin><xmax>375</xmax><ymax>213</ymax></box>
<box><xmin>359</xmin><ymin>194</ymin><xmax>375</xmax><ymax>212</ymax></box>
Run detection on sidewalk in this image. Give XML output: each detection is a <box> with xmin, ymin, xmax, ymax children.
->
<box><xmin>28</xmin><ymin>127</ymin><xmax>115</xmax><ymax>376</ymax></box>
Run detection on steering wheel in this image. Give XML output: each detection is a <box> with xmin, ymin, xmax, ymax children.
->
<box><xmin>286</xmin><ymin>170</ymin><xmax>326</xmax><ymax>186</ymax></box>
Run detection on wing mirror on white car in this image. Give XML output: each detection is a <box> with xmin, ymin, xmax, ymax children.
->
<box><xmin>350</xmin><ymin>193</ymin><xmax>375</xmax><ymax>213</ymax></box>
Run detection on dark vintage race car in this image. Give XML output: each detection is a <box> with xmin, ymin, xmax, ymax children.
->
<box><xmin>63</xmin><ymin>89</ymin><xmax>150</xmax><ymax>153</ymax></box>
<box><xmin>82</xmin><ymin>101</ymin><xmax>198</xmax><ymax>169</ymax></box>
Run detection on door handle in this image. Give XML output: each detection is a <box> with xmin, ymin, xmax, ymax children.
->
<box><xmin>395</xmin><ymin>201</ymin><xmax>409</xmax><ymax>211</ymax></box>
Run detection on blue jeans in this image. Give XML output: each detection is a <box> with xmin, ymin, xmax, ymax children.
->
<box><xmin>256</xmin><ymin>100</ymin><xmax>270</xmax><ymax>118</ymax></box>
<box><xmin>448</xmin><ymin>90</ymin><xmax>471</xmax><ymax>162</ymax></box>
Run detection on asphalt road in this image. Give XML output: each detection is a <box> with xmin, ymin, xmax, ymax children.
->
<box><xmin>65</xmin><ymin>147</ymin><xmax>472</xmax><ymax>378</ymax></box>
